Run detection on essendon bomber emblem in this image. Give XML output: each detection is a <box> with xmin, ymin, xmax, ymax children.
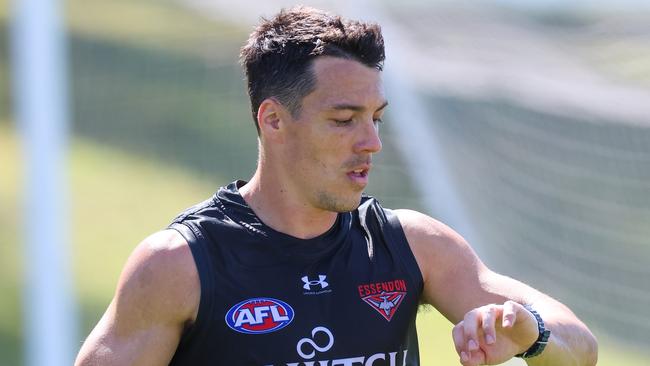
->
<box><xmin>358</xmin><ymin>279</ymin><xmax>407</xmax><ymax>321</ymax></box>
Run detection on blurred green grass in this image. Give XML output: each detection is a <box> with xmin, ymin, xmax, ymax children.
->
<box><xmin>527</xmin><ymin>8</ymin><xmax>650</xmax><ymax>88</ymax></box>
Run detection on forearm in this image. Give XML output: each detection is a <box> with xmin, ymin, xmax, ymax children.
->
<box><xmin>524</xmin><ymin>302</ymin><xmax>598</xmax><ymax>366</ymax></box>
<box><xmin>525</xmin><ymin>332</ymin><xmax>597</xmax><ymax>366</ymax></box>
<box><xmin>494</xmin><ymin>277</ymin><xmax>598</xmax><ymax>366</ymax></box>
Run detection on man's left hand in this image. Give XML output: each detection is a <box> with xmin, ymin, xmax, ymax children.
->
<box><xmin>452</xmin><ymin>300</ymin><xmax>539</xmax><ymax>366</ymax></box>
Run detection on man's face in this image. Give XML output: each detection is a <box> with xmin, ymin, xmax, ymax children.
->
<box><xmin>280</xmin><ymin>56</ymin><xmax>387</xmax><ymax>212</ymax></box>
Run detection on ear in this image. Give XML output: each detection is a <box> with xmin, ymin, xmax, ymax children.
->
<box><xmin>257</xmin><ymin>98</ymin><xmax>288</xmax><ymax>142</ymax></box>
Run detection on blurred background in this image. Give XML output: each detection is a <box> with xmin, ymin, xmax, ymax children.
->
<box><xmin>1</xmin><ymin>0</ymin><xmax>649</xmax><ymax>365</ymax></box>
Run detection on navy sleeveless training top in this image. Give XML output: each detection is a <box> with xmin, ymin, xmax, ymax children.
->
<box><xmin>167</xmin><ymin>181</ymin><xmax>423</xmax><ymax>365</ymax></box>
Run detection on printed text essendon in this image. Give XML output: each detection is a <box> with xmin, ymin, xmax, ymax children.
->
<box><xmin>357</xmin><ymin>279</ymin><xmax>407</xmax><ymax>297</ymax></box>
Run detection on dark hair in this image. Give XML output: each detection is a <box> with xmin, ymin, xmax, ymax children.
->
<box><xmin>240</xmin><ymin>6</ymin><xmax>385</xmax><ymax>134</ymax></box>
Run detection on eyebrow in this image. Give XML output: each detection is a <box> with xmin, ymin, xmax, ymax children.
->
<box><xmin>330</xmin><ymin>101</ymin><xmax>389</xmax><ymax>113</ymax></box>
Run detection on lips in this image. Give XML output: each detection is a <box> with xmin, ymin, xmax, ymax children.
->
<box><xmin>347</xmin><ymin>164</ymin><xmax>371</xmax><ymax>186</ymax></box>
<box><xmin>349</xmin><ymin>168</ymin><xmax>368</xmax><ymax>177</ymax></box>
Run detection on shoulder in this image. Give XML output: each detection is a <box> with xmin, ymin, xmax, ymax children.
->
<box><xmin>75</xmin><ymin>230</ymin><xmax>200</xmax><ymax>364</ymax></box>
<box><xmin>115</xmin><ymin>229</ymin><xmax>200</xmax><ymax>325</ymax></box>
<box><xmin>393</xmin><ymin>209</ymin><xmax>476</xmax><ymax>257</ymax></box>
<box><xmin>392</xmin><ymin>210</ymin><xmax>486</xmax><ymax>294</ymax></box>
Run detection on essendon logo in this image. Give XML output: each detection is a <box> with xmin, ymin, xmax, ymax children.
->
<box><xmin>225</xmin><ymin>297</ymin><xmax>294</xmax><ymax>334</ymax></box>
<box><xmin>358</xmin><ymin>280</ymin><xmax>407</xmax><ymax>322</ymax></box>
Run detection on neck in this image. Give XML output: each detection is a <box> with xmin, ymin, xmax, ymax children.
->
<box><xmin>239</xmin><ymin>169</ymin><xmax>339</xmax><ymax>240</ymax></box>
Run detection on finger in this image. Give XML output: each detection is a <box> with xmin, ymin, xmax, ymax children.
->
<box><xmin>463</xmin><ymin>310</ymin><xmax>480</xmax><ymax>352</ymax></box>
<box><xmin>467</xmin><ymin>347</ymin><xmax>486</xmax><ymax>366</ymax></box>
<box><xmin>481</xmin><ymin>305</ymin><xmax>497</xmax><ymax>345</ymax></box>
<box><xmin>454</xmin><ymin>322</ymin><xmax>481</xmax><ymax>366</ymax></box>
<box><xmin>502</xmin><ymin>300</ymin><xmax>518</xmax><ymax>328</ymax></box>
<box><xmin>452</xmin><ymin>322</ymin><xmax>470</xmax><ymax>364</ymax></box>
<box><xmin>452</xmin><ymin>322</ymin><xmax>465</xmax><ymax>354</ymax></box>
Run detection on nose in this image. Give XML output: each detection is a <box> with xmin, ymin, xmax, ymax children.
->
<box><xmin>354</xmin><ymin>118</ymin><xmax>383</xmax><ymax>154</ymax></box>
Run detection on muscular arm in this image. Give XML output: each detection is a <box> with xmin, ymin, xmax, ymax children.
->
<box><xmin>75</xmin><ymin>229</ymin><xmax>200</xmax><ymax>365</ymax></box>
<box><xmin>396</xmin><ymin>209</ymin><xmax>597</xmax><ymax>366</ymax></box>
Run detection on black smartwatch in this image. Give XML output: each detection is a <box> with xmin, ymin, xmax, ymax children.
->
<box><xmin>515</xmin><ymin>304</ymin><xmax>551</xmax><ymax>358</ymax></box>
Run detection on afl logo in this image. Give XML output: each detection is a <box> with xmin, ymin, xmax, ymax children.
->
<box><xmin>225</xmin><ymin>297</ymin><xmax>294</xmax><ymax>334</ymax></box>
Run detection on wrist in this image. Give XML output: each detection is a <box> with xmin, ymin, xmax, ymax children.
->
<box><xmin>516</xmin><ymin>304</ymin><xmax>551</xmax><ymax>359</ymax></box>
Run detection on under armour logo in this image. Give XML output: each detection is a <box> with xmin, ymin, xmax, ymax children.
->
<box><xmin>302</xmin><ymin>275</ymin><xmax>328</xmax><ymax>291</ymax></box>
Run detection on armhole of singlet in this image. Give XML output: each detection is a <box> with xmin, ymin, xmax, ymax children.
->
<box><xmin>168</xmin><ymin>222</ymin><xmax>214</xmax><ymax>349</ymax></box>
<box><xmin>382</xmin><ymin>208</ymin><xmax>425</xmax><ymax>294</ymax></box>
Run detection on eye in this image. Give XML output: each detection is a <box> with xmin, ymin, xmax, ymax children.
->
<box><xmin>334</xmin><ymin>119</ymin><xmax>353</xmax><ymax>126</ymax></box>
<box><xmin>373</xmin><ymin>117</ymin><xmax>383</xmax><ymax>124</ymax></box>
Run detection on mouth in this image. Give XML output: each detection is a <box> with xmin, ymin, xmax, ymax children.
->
<box><xmin>349</xmin><ymin>168</ymin><xmax>369</xmax><ymax>177</ymax></box>
<box><xmin>347</xmin><ymin>165</ymin><xmax>371</xmax><ymax>186</ymax></box>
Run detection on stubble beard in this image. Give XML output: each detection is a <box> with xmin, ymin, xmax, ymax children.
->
<box><xmin>315</xmin><ymin>188</ymin><xmax>362</xmax><ymax>213</ymax></box>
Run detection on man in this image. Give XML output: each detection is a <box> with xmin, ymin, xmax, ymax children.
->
<box><xmin>76</xmin><ymin>6</ymin><xmax>597</xmax><ymax>366</ymax></box>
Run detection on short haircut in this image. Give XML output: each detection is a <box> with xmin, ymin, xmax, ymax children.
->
<box><xmin>240</xmin><ymin>6</ymin><xmax>385</xmax><ymax>134</ymax></box>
